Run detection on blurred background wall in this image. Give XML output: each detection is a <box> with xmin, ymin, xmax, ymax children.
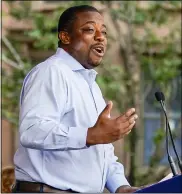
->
<box><xmin>1</xmin><ymin>0</ymin><xmax>182</xmax><ymax>191</ymax></box>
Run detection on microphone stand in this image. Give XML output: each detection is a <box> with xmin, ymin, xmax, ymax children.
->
<box><xmin>160</xmin><ymin>101</ymin><xmax>182</xmax><ymax>174</ymax></box>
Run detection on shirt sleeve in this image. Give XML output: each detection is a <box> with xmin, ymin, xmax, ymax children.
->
<box><xmin>105</xmin><ymin>144</ymin><xmax>130</xmax><ymax>193</ymax></box>
<box><xmin>19</xmin><ymin>63</ymin><xmax>88</xmax><ymax>151</ymax></box>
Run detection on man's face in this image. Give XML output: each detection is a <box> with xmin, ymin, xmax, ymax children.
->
<box><xmin>66</xmin><ymin>11</ymin><xmax>107</xmax><ymax>69</ymax></box>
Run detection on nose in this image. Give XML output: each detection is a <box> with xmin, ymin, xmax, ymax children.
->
<box><xmin>94</xmin><ymin>30</ymin><xmax>105</xmax><ymax>42</ymax></box>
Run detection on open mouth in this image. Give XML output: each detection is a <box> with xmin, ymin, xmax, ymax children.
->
<box><xmin>92</xmin><ymin>46</ymin><xmax>104</xmax><ymax>57</ymax></box>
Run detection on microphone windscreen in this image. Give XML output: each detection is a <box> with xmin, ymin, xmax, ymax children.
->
<box><xmin>155</xmin><ymin>92</ymin><xmax>163</xmax><ymax>101</ymax></box>
<box><xmin>160</xmin><ymin>92</ymin><xmax>165</xmax><ymax>101</ymax></box>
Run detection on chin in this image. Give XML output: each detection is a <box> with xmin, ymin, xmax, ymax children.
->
<box><xmin>88</xmin><ymin>59</ymin><xmax>102</xmax><ymax>69</ymax></box>
<box><xmin>87</xmin><ymin>62</ymin><xmax>100</xmax><ymax>69</ymax></box>
<box><xmin>93</xmin><ymin>62</ymin><xmax>101</xmax><ymax>67</ymax></box>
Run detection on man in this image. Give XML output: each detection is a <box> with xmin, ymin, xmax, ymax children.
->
<box><xmin>12</xmin><ymin>5</ymin><xmax>139</xmax><ymax>193</ymax></box>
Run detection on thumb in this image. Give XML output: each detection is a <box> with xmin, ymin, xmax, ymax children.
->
<box><xmin>101</xmin><ymin>101</ymin><xmax>113</xmax><ymax>118</ymax></box>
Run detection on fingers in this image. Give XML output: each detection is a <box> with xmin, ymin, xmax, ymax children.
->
<box><xmin>126</xmin><ymin>108</ymin><xmax>136</xmax><ymax>117</ymax></box>
<box><xmin>100</xmin><ymin>101</ymin><xmax>113</xmax><ymax>118</ymax></box>
<box><xmin>128</xmin><ymin>114</ymin><xmax>138</xmax><ymax>123</ymax></box>
<box><xmin>126</xmin><ymin>130</ymin><xmax>131</xmax><ymax>135</ymax></box>
<box><xmin>118</xmin><ymin>118</ymin><xmax>137</xmax><ymax>138</ymax></box>
<box><xmin>97</xmin><ymin>104</ymin><xmax>138</xmax><ymax>143</ymax></box>
<box><xmin>129</xmin><ymin>113</ymin><xmax>137</xmax><ymax>125</ymax></box>
<box><xmin>128</xmin><ymin>187</ymin><xmax>140</xmax><ymax>192</ymax></box>
<box><xmin>116</xmin><ymin>113</ymin><xmax>138</xmax><ymax>130</ymax></box>
<box><xmin>116</xmin><ymin>108</ymin><xmax>136</xmax><ymax>122</ymax></box>
<box><xmin>113</xmin><ymin>107</ymin><xmax>138</xmax><ymax>135</ymax></box>
<box><xmin>124</xmin><ymin>121</ymin><xmax>136</xmax><ymax>134</ymax></box>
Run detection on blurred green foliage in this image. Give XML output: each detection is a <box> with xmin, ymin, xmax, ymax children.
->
<box><xmin>104</xmin><ymin>1</ymin><xmax>181</xmax><ymax>113</ymax></box>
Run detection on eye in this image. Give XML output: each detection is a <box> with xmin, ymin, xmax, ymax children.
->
<box><xmin>83</xmin><ymin>28</ymin><xmax>94</xmax><ymax>33</ymax></box>
<box><xmin>102</xmin><ymin>31</ymin><xmax>107</xmax><ymax>36</ymax></box>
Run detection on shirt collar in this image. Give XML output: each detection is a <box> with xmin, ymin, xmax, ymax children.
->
<box><xmin>55</xmin><ymin>48</ymin><xmax>98</xmax><ymax>76</ymax></box>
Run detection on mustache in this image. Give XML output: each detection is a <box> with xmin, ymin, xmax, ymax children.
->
<box><xmin>91</xmin><ymin>43</ymin><xmax>105</xmax><ymax>52</ymax></box>
<box><xmin>91</xmin><ymin>43</ymin><xmax>105</xmax><ymax>48</ymax></box>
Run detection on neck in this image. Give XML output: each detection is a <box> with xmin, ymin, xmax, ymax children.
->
<box><xmin>60</xmin><ymin>46</ymin><xmax>95</xmax><ymax>70</ymax></box>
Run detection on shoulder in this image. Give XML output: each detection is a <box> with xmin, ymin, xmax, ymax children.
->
<box><xmin>23</xmin><ymin>54</ymin><xmax>71</xmax><ymax>85</ymax></box>
<box><xmin>32</xmin><ymin>55</ymin><xmax>69</xmax><ymax>76</ymax></box>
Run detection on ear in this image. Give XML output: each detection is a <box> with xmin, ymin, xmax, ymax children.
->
<box><xmin>58</xmin><ymin>31</ymin><xmax>70</xmax><ymax>45</ymax></box>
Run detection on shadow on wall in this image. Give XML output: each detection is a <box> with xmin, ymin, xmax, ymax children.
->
<box><xmin>1</xmin><ymin>166</ymin><xmax>15</xmax><ymax>193</ymax></box>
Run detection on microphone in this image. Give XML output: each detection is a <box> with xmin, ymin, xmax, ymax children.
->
<box><xmin>155</xmin><ymin>91</ymin><xmax>182</xmax><ymax>176</ymax></box>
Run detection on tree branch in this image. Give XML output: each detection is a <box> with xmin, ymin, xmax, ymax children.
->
<box><xmin>2</xmin><ymin>54</ymin><xmax>22</xmax><ymax>70</ymax></box>
<box><xmin>2</xmin><ymin>36</ymin><xmax>24</xmax><ymax>69</ymax></box>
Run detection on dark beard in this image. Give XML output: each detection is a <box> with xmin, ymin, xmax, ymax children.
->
<box><xmin>67</xmin><ymin>48</ymin><xmax>102</xmax><ymax>69</ymax></box>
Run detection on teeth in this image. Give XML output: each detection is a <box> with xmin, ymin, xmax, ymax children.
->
<box><xmin>95</xmin><ymin>48</ymin><xmax>102</xmax><ymax>53</ymax></box>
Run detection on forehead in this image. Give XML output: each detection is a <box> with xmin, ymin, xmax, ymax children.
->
<box><xmin>73</xmin><ymin>11</ymin><xmax>105</xmax><ymax>27</ymax></box>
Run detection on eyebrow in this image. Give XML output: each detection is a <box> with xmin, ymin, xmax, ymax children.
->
<box><xmin>81</xmin><ymin>21</ymin><xmax>107</xmax><ymax>29</ymax></box>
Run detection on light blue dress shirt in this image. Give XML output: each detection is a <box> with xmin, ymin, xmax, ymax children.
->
<box><xmin>14</xmin><ymin>48</ymin><xmax>130</xmax><ymax>193</ymax></box>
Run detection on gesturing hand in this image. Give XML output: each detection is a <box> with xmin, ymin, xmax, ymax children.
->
<box><xmin>86</xmin><ymin>101</ymin><xmax>138</xmax><ymax>145</ymax></box>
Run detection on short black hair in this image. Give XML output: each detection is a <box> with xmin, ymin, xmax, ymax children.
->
<box><xmin>57</xmin><ymin>5</ymin><xmax>100</xmax><ymax>47</ymax></box>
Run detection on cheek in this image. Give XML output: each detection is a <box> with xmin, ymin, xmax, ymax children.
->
<box><xmin>72</xmin><ymin>41</ymin><xmax>85</xmax><ymax>51</ymax></box>
<box><xmin>72</xmin><ymin>35</ymin><xmax>92</xmax><ymax>52</ymax></box>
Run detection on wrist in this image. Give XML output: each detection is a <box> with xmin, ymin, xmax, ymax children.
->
<box><xmin>86</xmin><ymin>127</ymin><xmax>96</xmax><ymax>146</ymax></box>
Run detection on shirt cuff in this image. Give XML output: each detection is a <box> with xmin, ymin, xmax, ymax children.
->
<box><xmin>67</xmin><ymin>127</ymin><xmax>89</xmax><ymax>149</ymax></box>
<box><xmin>106</xmin><ymin>174</ymin><xmax>130</xmax><ymax>193</ymax></box>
